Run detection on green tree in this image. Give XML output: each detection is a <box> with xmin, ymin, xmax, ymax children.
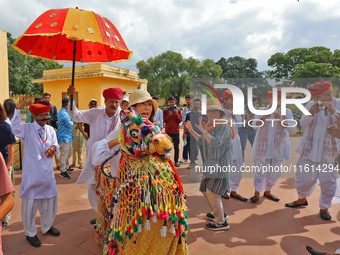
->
<box><xmin>215</xmin><ymin>56</ymin><xmax>267</xmax><ymax>100</ymax></box>
<box><xmin>136</xmin><ymin>51</ymin><xmax>222</xmax><ymax>101</ymax></box>
<box><xmin>267</xmin><ymin>46</ymin><xmax>334</xmax><ymax>78</ymax></box>
<box><xmin>216</xmin><ymin>56</ymin><xmax>263</xmax><ymax>79</ymax></box>
<box><xmin>7</xmin><ymin>32</ymin><xmax>63</xmax><ymax>95</ymax></box>
<box><xmin>292</xmin><ymin>62</ymin><xmax>340</xmax><ymax>78</ymax></box>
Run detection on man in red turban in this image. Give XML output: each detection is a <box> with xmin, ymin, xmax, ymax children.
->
<box><xmin>67</xmin><ymin>85</ymin><xmax>123</xmax><ymax>224</ymax></box>
<box><xmin>222</xmin><ymin>90</ymin><xmax>233</xmax><ymax>99</ymax></box>
<box><xmin>308</xmin><ymin>80</ymin><xmax>332</xmax><ymax>97</ymax></box>
<box><xmin>286</xmin><ymin>80</ymin><xmax>339</xmax><ymax>221</ymax></box>
<box><xmin>268</xmin><ymin>88</ymin><xmax>281</xmax><ymax>99</ymax></box>
<box><xmin>103</xmin><ymin>88</ymin><xmax>124</xmax><ymax>100</ymax></box>
<box><xmin>11</xmin><ymin>99</ymin><xmax>60</xmax><ymax>247</ymax></box>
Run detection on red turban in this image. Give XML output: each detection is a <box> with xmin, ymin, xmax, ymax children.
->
<box><xmin>268</xmin><ymin>88</ymin><xmax>281</xmax><ymax>98</ymax></box>
<box><xmin>308</xmin><ymin>81</ymin><xmax>332</xmax><ymax>96</ymax></box>
<box><xmin>223</xmin><ymin>90</ymin><xmax>233</xmax><ymax>99</ymax></box>
<box><xmin>29</xmin><ymin>100</ymin><xmax>50</xmax><ymax>114</ymax></box>
<box><xmin>103</xmin><ymin>88</ymin><xmax>124</xmax><ymax>100</ymax></box>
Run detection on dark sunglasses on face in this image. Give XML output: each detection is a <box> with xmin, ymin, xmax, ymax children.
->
<box><xmin>90</xmin><ymin>103</ymin><xmax>97</xmax><ymax>106</ymax></box>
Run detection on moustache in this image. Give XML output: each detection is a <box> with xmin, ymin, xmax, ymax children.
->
<box><xmin>39</xmin><ymin>118</ymin><xmax>51</xmax><ymax>121</ymax></box>
<box><xmin>110</xmin><ymin>106</ymin><xmax>118</xmax><ymax>109</ymax></box>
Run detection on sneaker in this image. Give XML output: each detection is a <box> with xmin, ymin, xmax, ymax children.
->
<box><xmin>2</xmin><ymin>222</ymin><xmax>8</xmax><ymax>230</ymax></box>
<box><xmin>205</xmin><ymin>220</ymin><xmax>230</xmax><ymax>231</ymax></box>
<box><xmin>59</xmin><ymin>171</ymin><xmax>70</xmax><ymax>180</ymax></box>
<box><xmin>175</xmin><ymin>162</ymin><xmax>180</xmax><ymax>167</ymax></box>
<box><xmin>180</xmin><ymin>159</ymin><xmax>189</xmax><ymax>163</ymax></box>
<box><xmin>67</xmin><ymin>168</ymin><xmax>74</xmax><ymax>173</ymax></box>
<box><xmin>206</xmin><ymin>212</ymin><xmax>229</xmax><ymax>221</ymax></box>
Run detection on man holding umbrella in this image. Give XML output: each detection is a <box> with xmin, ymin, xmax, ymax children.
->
<box><xmin>67</xmin><ymin>86</ymin><xmax>123</xmax><ymax>224</ymax></box>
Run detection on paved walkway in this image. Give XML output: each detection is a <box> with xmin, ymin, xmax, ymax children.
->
<box><xmin>2</xmin><ymin>135</ymin><xmax>340</xmax><ymax>255</ymax></box>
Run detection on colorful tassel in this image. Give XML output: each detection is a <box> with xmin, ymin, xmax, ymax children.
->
<box><xmin>109</xmin><ymin>248</ymin><xmax>116</xmax><ymax>255</ymax></box>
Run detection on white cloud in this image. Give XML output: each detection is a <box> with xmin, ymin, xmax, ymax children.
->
<box><xmin>2</xmin><ymin>0</ymin><xmax>340</xmax><ymax>72</ymax></box>
<box><xmin>178</xmin><ymin>46</ymin><xmax>203</xmax><ymax>60</ymax></box>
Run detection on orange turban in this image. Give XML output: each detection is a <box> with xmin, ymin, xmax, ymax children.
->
<box><xmin>268</xmin><ymin>88</ymin><xmax>281</xmax><ymax>98</ymax></box>
<box><xmin>223</xmin><ymin>90</ymin><xmax>233</xmax><ymax>99</ymax></box>
<box><xmin>29</xmin><ymin>100</ymin><xmax>50</xmax><ymax>114</ymax></box>
<box><xmin>308</xmin><ymin>81</ymin><xmax>332</xmax><ymax>96</ymax></box>
<box><xmin>103</xmin><ymin>88</ymin><xmax>124</xmax><ymax>100</ymax></box>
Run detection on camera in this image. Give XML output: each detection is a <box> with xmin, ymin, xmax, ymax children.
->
<box><xmin>316</xmin><ymin>100</ymin><xmax>325</xmax><ymax>109</ymax></box>
<box><xmin>169</xmin><ymin>106</ymin><xmax>178</xmax><ymax>112</ymax></box>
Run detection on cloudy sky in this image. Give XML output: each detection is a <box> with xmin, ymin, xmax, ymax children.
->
<box><xmin>1</xmin><ymin>0</ymin><xmax>340</xmax><ymax>73</ymax></box>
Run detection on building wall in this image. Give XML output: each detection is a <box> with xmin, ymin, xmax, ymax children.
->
<box><xmin>0</xmin><ymin>30</ymin><xmax>9</xmax><ymax>103</ymax></box>
<box><xmin>37</xmin><ymin>64</ymin><xmax>148</xmax><ymax>110</ymax></box>
<box><xmin>43</xmin><ymin>78</ymin><xmax>102</xmax><ymax>110</ymax></box>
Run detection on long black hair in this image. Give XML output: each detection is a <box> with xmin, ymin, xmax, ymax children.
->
<box><xmin>3</xmin><ymin>99</ymin><xmax>16</xmax><ymax>120</ymax></box>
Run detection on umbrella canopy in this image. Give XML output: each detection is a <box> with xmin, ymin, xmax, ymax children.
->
<box><xmin>12</xmin><ymin>7</ymin><xmax>133</xmax><ymax>63</ymax></box>
<box><xmin>13</xmin><ymin>7</ymin><xmax>133</xmax><ymax>109</ymax></box>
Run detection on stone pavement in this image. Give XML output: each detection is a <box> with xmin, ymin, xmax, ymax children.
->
<box><xmin>2</xmin><ymin>135</ymin><xmax>340</xmax><ymax>255</ymax></box>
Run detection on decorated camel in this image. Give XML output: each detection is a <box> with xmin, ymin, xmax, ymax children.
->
<box><xmin>95</xmin><ymin>109</ymin><xmax>188</xmax><ymax>255</ymax></box>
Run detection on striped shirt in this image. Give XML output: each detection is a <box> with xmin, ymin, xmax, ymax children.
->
<box><xmin>198</xmin><ymin>123</ymin><xmax>233</xmax><ymax>195</ymax></box>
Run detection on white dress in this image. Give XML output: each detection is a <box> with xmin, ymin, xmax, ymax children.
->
<box><xmin>223</xmin><ymin>109</ymin><xmax>243</xmax><ymax>191</ymax></box>
<box><xmin>295</xmin><ymin>99</ymin><xmax>340</xmax><ymax>209</ymax></box>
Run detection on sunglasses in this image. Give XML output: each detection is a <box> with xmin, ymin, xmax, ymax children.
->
<box><xmin>90</xmin><ymin>103</ymin><xmax>97</xmax><ymax>106</ymax></box>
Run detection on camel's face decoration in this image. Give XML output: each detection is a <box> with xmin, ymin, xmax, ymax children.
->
<box><xmin>120</xmin><ymin>108</ymin><xmax>172</xmax><ymax>161</ymax></box>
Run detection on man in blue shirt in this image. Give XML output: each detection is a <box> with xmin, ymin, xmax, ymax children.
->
<box><xmin>56</xmin><ymin>98</ymin><xmax>73</xmax><ymax>180</ymax></box>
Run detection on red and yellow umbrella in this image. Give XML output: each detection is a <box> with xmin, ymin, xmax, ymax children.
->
<box><xmin>12</xmin><ymin>7</ymin><xmax>133</xmax><ymax>108</ymax></box>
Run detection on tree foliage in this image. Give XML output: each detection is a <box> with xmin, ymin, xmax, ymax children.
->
<box><xmin>136</xmin><ymin>51</ymin><xmax>222</xmax><ymax>101</ymax></box>
<box><xmin>215</xmin><ymin>56</ymin><xmax>268</xmax><ymax>100</ymax></box>
<box><xmin>216</xmin><ymin>56</ymin><xmax>263</xmax><ymax>79</ymax></box>
<box><xmin>7</xmin><ymin>33</ymin><xmax>63</xmax><ymax>95</ymax></box>
<box><xmin>267</xmin><ymin>46</ymin><xmax>338</xmax><ymax>78</ymax></box>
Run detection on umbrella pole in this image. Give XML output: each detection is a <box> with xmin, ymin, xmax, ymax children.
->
<box><xmin>70</xmin><ymin>40</ymin><xmax>77</xmax><ymax>110</ymax></box>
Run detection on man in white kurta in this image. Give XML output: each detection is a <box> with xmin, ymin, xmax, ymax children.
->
<box><xmin>285</xmin><ymin>81</ymin><xmax>339</xmax><ymax>221</ymax></box>
<box><xmin>11</xmin><ymin>100</ymin><xmax>60</xmax><ymax>247</ymax></box>
<box><xmin>67</xmin><ymin>86</ymin><xmax>123</xmax><ymax>223</ymax></box>
<box><xmin>222</xmin><ymin>90</ymin><xmax>248</xmax><ymax>201</ymax></box>
<box><xmin>250</xmin><ymin>89</ymin><xmax>294</xmax><ymax>203</ymax></box>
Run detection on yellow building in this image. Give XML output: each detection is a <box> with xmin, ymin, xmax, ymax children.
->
<box><xmin>33</xmin><ymin>63</ymin><xmax>147</xmax><ymax>110</ymax></box>
<box><xmin>0</xmin><ymin>29</ymin><xmax>9</xmax><ymax>103</ymax></box>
